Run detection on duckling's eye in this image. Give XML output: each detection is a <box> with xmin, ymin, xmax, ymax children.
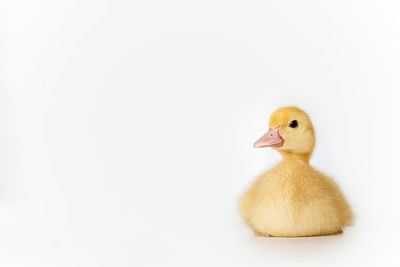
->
<box><xmin>289</xmin><ymin>120</ymin><xmax>298</xmax><ymax>128</ymax></box>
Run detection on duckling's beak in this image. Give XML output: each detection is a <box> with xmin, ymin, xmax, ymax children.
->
<box><xmin>253</xmin><ymin>127</ymin><xmax>284</xmax><ymax>148</ymax></box>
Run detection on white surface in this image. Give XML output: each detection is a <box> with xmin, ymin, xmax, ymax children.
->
<box><xmin>1</xmin><ymin>0</ymin><xmax>400</xmax><ymax>266</ymax></box>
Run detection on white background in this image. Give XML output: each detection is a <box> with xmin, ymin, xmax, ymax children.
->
<box><xmin>1</xmin><ymin>0</ymin><xmax>400</xmax><ymax>266</ymax></box>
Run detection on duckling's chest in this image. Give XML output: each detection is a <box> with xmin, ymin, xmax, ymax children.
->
<box><xmin>259</xmin><ymin>162</ymin><xmax>317</xmax><ymax>201</ymax></box>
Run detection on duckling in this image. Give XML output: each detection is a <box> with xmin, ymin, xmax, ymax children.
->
<box><xmin>239</xmin><ymin>106</ymin><xmax>354</xmax><ymax>237</ymax></box>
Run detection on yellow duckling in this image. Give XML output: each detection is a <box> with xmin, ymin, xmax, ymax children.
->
<box><xmin>239</xmin><ymin>106</ymin><xmax>354</xmax><ymax>237</ymax></box>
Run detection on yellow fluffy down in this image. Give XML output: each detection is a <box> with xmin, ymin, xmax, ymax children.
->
<box><xmin>238</xmin><ymin>107</ymin><xmax>354</xmax><ymax>237</ymax></box>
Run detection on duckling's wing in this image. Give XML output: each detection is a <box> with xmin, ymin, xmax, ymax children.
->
<box><xmin>318</xmin><ymin>172</ymin><xmax>354</xmax><ymax>226</ymax></box>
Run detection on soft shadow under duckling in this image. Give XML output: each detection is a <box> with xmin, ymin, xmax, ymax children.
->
<box><xmin>239</xmin><ymin>106</ymin><xmax>354</xmax><ymax>237</ymax></box>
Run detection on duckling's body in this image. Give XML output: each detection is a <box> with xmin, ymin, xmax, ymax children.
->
<box><xmin>239</xmin><ymin>107</ymin><xmax>353</xmax><ymax>237</ymax></box>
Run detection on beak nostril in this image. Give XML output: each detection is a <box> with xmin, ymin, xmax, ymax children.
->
<box><xmin>254</xmin><ymin>126</ymin><xmax>284</xmax><ymax>148</ymax></box>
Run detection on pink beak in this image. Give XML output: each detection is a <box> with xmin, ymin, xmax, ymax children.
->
<box><xmin>253</xmin><ymin>127</ymin><xmax>284</xmax><ymax>148</ymax></box>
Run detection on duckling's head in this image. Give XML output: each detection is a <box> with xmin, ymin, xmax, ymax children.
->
<box><xmin>254</xmin><ymin>106</ymin><xmax>315</xmax><ymax>157</ymax></box>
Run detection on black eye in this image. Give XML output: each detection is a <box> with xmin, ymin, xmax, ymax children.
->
<box><xmin>289</xmin><ymin>120</ymin><xmax>298</xmax><ymax>128</ymax></box>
